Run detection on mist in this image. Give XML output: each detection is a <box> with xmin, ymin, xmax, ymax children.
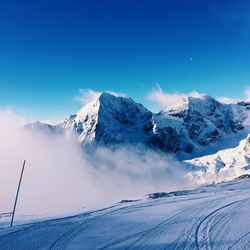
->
<box><xmin>0</xmin><ymin>109</ymin><xmax>190</xmax><ymax>219</ymax></box>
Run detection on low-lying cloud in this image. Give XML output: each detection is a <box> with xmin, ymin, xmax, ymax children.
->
<box><xmin>75</xmin><ymin>89</ymin><xmax>127</xmax><ymax>105</ymax></box>
<box><xmin>216</xmin><ymin>96</ymin><xmax>240</xmax><ymax>104</ymax></box>
<box><xmin>217</xmin><ymin>86</ymin><xmax>250</xmax><ymax>104</ymax></box>
<box><xmin>147</xmin><ymin>84</ymin><xmax>250</xmax><ymax>108</ymax></box>
<box><xmin>0</xmin><ymin>109</ymin><xmax>189</xmax><ymax>220</ymax></box>
<box><xmin>147</xmin><ymin>84</ymin><xmax>205</xmax><ymax>109</ymax></box>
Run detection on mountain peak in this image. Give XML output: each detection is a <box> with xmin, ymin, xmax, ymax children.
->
<box><xmin>166</xmin><ymin>94</ymin><xmax>221</xmax><ymax>116</ymax></box>
<box><xmin>98</xmin><ymin>92</ymin><xmax>129</xmax><ymax>106</ymax></box>
<box><xmin>186</xmin><ymin>94</ymin><xmax>219</xmax><ymax>105</ymax></box>
<box><xmin>59</xmin><ymin>91</ymin><xmax>153</xmax><ymax>146</ymax></box>
<box><xmin>78</xmin><ymin>91</ymin><xmax>133</xmax><ymax>110</ymax></box>
<box><xmin>98</xmin><ymin>92</ymin><xmax>115</xmax><ymax>102</ymax></box>
<box><xmin>99</xmin><ymin>91</ymin><xmax>116</xmax><ymax>99</ymax></box>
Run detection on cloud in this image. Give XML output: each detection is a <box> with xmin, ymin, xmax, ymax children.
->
<box><xmin>0</xmin><ymin>109</ymin><xmax>101</xmax><ymax>217</ymax></box>
<box><xmin>75</xmin><ymin>89</ymin><xmax>127</xmax><ymax>105</ymax></box>
<box><xmin>106</xmin><ymin>91</ymin><xmax>127</xmax><ymax>98</ymax></box>
<box><xmin>216</xmin><ymin>96</ymin><xmax>240</xmax><ymax>104</ymax></box>
<box><xmin>244</xmin><ymin>87</ymin><xmax>250</xmax><ymax>100</ymax></box>
<box><xmin>148</xmin><ymin>84</ymin><xmax>250</xmax><ymax>107</ymax></box>
<box><xmin>0</xmin><ymin>109</ymin><xmax>189</xmax><ymax>220</ymax></box>
<box><xmin>0</xmin><ymin>108</ymin><xmax>31</xmax><ymax>126</ymax></box>
<box><xmin>217</xmin><ymin>86</ymin><xmax>250</xmax><ymax>104</ymax></box>
<box><xmin>40</xmin><ymin>119</ymin><xmax>62</xmax><ymax>125</ymax></box>
<box><xmin>75</xmin><ymin>89</ymin><xmax>102</xmax><ymax>105</ymax></box>
<box><xmin>147</xmin><ymin>84</ymin><xmax>205</xmax><ymax>109</ymax></box>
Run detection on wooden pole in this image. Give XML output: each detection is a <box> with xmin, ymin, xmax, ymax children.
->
<box><xmin>10</xmin><ymin>160</ymin><xmax>26</xmax><ymax>227</ymax></box>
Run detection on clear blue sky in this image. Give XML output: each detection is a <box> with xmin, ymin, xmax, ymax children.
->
<box><xmin>0</xmin><ymin>0</ymin><xmax>250</xmax><ymax>120</ymax></box>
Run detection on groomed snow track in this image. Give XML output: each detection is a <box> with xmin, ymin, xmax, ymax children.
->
<box><xmin>0</xmin><ymin>179</ymin><xmax>250</xmax><ymax>250</ymax></box>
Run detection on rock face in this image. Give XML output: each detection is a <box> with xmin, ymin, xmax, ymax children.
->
<box><xmin>30</xmin><ymin>92</ymin><xmax>250</xmax><ymax>156</ymax></box>
<box><xmin>151</xmin><ymin>95</ymin><xmax>249</xmax><ymax>155</ymax></box>
<box><xmin>164</xmin><ymin>95</ymin><xmax>246</xmax><ymax>146</ymax></box>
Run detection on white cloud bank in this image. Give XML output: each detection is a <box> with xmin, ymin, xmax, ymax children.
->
<box><xmin>147</xmin><ymin>84</ymin><xmax>250</xmax><ymax>108</ymax></box>
<box><xmin>244</xmin><ymin>87</ymin><xmax>250</xmax><ymax>101</ymax></box>
<box><xmin>217</xmin><ymin>86</ymin><xmax>250</xmax><ymax>104</ymax></box>
<box><xmin>75</xmin><ymin>89</ymin><xmax>127</xmax><ymax>105</ymax></box>
<box><xmin>216</xmin><ymin>96</ymin><xmax>240</xmax><ymax>104</ymax></box>
<box><xmin>0</xmin><ymin>109</ymin><xmax>189</xmax><ymax>220</ymax></box>
<box><xmin>147</xmin><ymin>84</ymin><xmax>205</xmax><ymax>109</ymax></box>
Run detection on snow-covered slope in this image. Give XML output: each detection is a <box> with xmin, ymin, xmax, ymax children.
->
<box><xmin>1</xmin><ymin>178</ymin><xmax>250</xmax><ymax>249</ymax></box>
<box><xmin>185</xmin><ymin>134</ymin><xmax>250</xmax><ymax>184</ymax></box>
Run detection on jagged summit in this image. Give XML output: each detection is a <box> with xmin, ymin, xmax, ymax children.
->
<box><xmin>166</xmin><ymin>94</ymin><xmax>223</xmax><ymax>117</ymax></box>
<box><xmin>60</xmin><ymin>92</ymin><xmax>154</xmax><ymax>146</ymax></box>
<box><xmin>75</xmin><ymin>92</ymin><xmax>148</xmax><ymax>121</ymax></box>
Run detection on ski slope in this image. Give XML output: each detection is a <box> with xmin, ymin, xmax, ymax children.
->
<box><xmin>0</xmin><ymin>178</ymin><xmax>250</xmax><ymax>250</ymax></box>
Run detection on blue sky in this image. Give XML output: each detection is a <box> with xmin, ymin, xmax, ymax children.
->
<box><xmin>0</xmin><ymin>0</ymin><xmax>250</xmax><ymax>120</ymax></box>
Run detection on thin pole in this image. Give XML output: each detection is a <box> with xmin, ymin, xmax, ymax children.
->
<box><xmin>10</xmin><ymin>160</ymin><xmax>26</xmax><ymax>227</ymax></box>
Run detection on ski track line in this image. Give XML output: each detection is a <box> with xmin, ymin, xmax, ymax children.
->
<box><xmin>141</xmin><ymin>195</ymin><xmax>236</xmax><ymax>249</ymax></box>
<box><xmin>96</xmin><ymin>230</ymin><xmax>149</xmax><ymax>250</ymax></box>
<box><xmin>98</xmin><ymin>206</ymin><xmax>195</xmax><ymax>250</ymax></box>
<box><xmin>0</xmin><ymin>205</ymin><xmax>118</xmax><ymax>249</ymax></box>
<box><xmin>126</xmin><ymin>198</ymin><xmax>221</xmax><ymax>250</ymax></box>
<box><xmin>0</xmin><ymin>192</ymin><xmax>244</xmax><ymax>250</ymax></box>
<box><xmin>207</xmin><ymin>201</ymin><xmax>245</xmax><ymax>250</ymax></box>
<box><xmin>165</xmin><ymin>193</ymin><xmax>239</xmax><ymax>250</ymax></box>
<box><xmin>98</xmin><ymin>194</ymin><xmax>234</xmax><ymax>250</ymax></box>
<box><xmin>48</xmin><ymin>195</ymin><xmax>213</xmax><ymax>249</ymax></box>
<box><xmin>49</xmin><ymin>203</ymin><xmax>149</xmax><ymax>250</ymax></box>
<box><xmin>194</xmin><ymin>197</ymin><xmax>250</xmax><ymax>250</ymax></box>
<box><xmin>199</xmin><ymin>202</ymin><xmax>241</xmax><ymax>250</ymax></box>
<box><xmin>0</xmin><ymin>218</ymin><xmax>88</xmax><ymax>249</ymax></box>
<box><xmin>167</xmin><ymin>196</ymin><xmax>229</xmax><ymax>250</ymax></box>
<box><xmin>202</xmin><ymin>198</ymin><xmax>250</xmax><ymax>250</ymax></box>
<box><xmin>0</xmin><ymin>199</ymin><xmax>180</xmax><ymax>249</ymax></box>
<box><xmin>228</xmin><ymin>232</ymin><xmax>250</xmax><ymax>250</ymax></box>
<box><xmin>126</xmin><ymin>195</ymin><xmax>229</xmax><ymax>250</ymax></box>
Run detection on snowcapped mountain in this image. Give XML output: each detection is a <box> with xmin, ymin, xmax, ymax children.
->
<box><xmin>29</xmin><ymin>92</ymin><xmax>250</xmax><ymax>157</ymax></box>
<box><xmin>185</xmin><ymin>134</ymin><xmax>250</xmax><ymax>183</ymax></box>
<box><xmin>162</xmin><ymin>95</ymin><xmax>249</xmax><ymax>154</ymax></box>
<box><xmin>25</xmin><ymin>121</ymin><xmax>63</xmax><ymax>134</ymax></box>
<box><xmin>59</xmin><ymin>92</ymin><xmax>154</xmax><ymax>146</ymax></box>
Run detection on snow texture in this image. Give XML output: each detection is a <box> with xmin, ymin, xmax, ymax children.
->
<box><xmin>0</xmin><ymin>178</ymin><xmax>250</xmax><ymax>249</ymax></box>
